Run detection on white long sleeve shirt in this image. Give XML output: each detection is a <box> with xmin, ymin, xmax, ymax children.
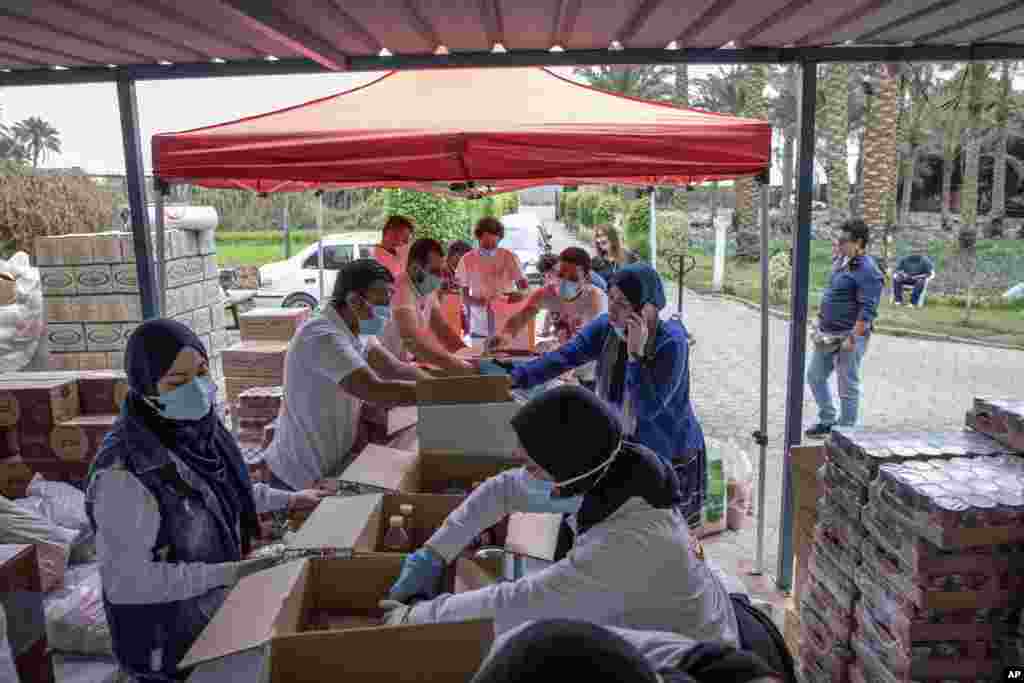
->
<box><xmin>413</xmin><ymin>469</ymin><xmax>739</xmax><ymax>643</ymax></box>
<box><xmin>90</xmin><ymin>468</ymin><xmax>290</xmax><ymax>605</ymax></box>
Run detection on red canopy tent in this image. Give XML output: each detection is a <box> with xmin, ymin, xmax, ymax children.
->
<box><xmin>152</xmin><ymin>67</ymin><xmax>770</xmax><ymax>193</ymax></box>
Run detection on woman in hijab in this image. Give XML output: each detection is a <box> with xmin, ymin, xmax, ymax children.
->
<box><xmin>472</xmin><ymin>620</ymin><xmax>782</xmax><ymax>683</ymax></box>
<box><xmin>506</xmin><ymin>262</ymin><xmax>707</xmax><ymax>531</ymax></box>
<box><xmin>85</xmin><ymin>320</ymin><xmax>323</xmax><ymax>682</ymax></box>
<box><xmin>379</xmin><ymin>386</ymin><xmax>736</xmax><ymax>642</ymax></box>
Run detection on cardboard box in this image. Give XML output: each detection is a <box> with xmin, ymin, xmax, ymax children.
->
<box><xmin>0</xmin><ymin>378</ymin><xmax>80</xmax><ymax>432</ymax></box>
<box><xmin>47</xmin><ymin>323</ymin><xmax>87</xmax><ymax>353</ymax></box>
<box><xmin>49</xmin><ymin>414</ymin><xmax>118</xmax><ymax>464</ymax></box>
<box><xmin>182</xmin><ymin>555</ymin><xmax>494</xmax><ymax>683</ymax></box>
<box><xmin>338</xmin><ymin>444</ymin><xmax>421</xmax><ymax>494</ymax></box>
<box><xmin>0</xmin><ymin>460</ymin><xmax>33</xmax><ymax>498</ymax></box>
<box><xmin>203</xmin><ymin>254</ymin><xmax>219</xmax><ymax>281</ymax></box>
<box><xmin>0</xmin><ymin>427</ymin><xmax>18</xmax><ymax>460</ymax></box>
<box><xmin>76</xmin><ymin>265</ymin><xmax>113</xmax><ymax>295</ymax></box>
<box><xmin>77</xmin><ymin>370</ymin><xmax>129</xmax><ymax>415</ymax></box>
<box><xmin>222</xmin><ymin>342</ymin><xmax>288</xmax><ymax>379</ymax></box>
<box><xmin>34</xmin><ymin>236</ymin><xmax>60</xmax><ymax>266</ymax></box>
<box><xmin>193</xmin><ymin>307</ymin><xmax>213</xmax><ymax>336</ymax></box>
<box><xmin>783</xmin><ymin>600</ymin><xmax>800</xmax><ymax>662</ymax></box>
<box><xmin>416</xmin><ymin>376</ymin><xmax>519</xmax><ymax>459</ymax></box>
<box><xmin>239</xmin><ymin>308</ymin><xmax>310</xmax><ymax>343</ymax></box>
<box><xmin>453</xmin><ymin>555</ymin><xmax>503</xmax><ymax>593</ymax></box>
<box><xmin>84</xmin><ymin>323</ymin><xmax>126</xmax><ymax>352</ymax></box>
<box><xmin>40</xmin><ymin>267</ymin><xmax>76</xmax><ymax>297</ymax></box>
<box><xmin>111</xmin><ymin>263</ymin><xmax>139</xmax><ymax>293</ymax></box>
<box><xmin>92</xmin><ymin>232</ymin><xmax>123</xmax><ymax>263</ymax></box>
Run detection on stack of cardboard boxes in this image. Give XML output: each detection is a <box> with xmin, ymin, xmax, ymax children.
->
<box><xmin>222</xmin><ymin>308</ymin><xmax>308</xmax><ymax>407</ymax></box>
<box><xmin>236</xmin><ymin>386</ymin><xmax>282</xmax><ymax>450</ymax></box>
<box><xmin>36</xmin><ymin>228</ymin><xmax>227</xmax><ymax>373</ymax></box>
<box><xmin>0</xmin><ymin>371</ymin><xmax>126</xmax><ymax>485</ymax></box>
<box><xmin>797</xmin><ymin>427</ymin><xmax>1023</xmax><ymax>682</ymax></box>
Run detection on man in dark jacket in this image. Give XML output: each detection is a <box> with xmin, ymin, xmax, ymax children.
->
<box><xmin>805</xmin><ymin>220</ymin><xmax>884</xmax><ymax>438</ymax></box>
<box><xmin>892</xmin><ymin>253</ymin><xmax>935</xmax><ymax>307</ymax></box>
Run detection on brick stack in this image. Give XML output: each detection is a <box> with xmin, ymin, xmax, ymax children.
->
<box><xmin>800</xmin><ymin>427</ymin><xmax>1024</xmax><ymax>682</ymax></box>
<box><xmin>236</xmin><ymin>386</ymin><xmax>282</xmax><ymax>450</ymax></box>
<box><xmin>0</xmin><ymin>371</ymin><xmax>125</xmax><ymax>486</ymax></box>
<box><xmin>36</xmin><ymin>228</ymin><xmax>228</xmax><ymax>374</ymax></box>
<box><xmin>238</xmin><ymin>307</ymin><xmax>309</xmax><ymax>343</ymax></box>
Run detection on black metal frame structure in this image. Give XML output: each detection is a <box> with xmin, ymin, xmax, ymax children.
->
<box><xmin>2</xmin><ymin>26</ymin><xmax>1018</xmax><ymax>591</ymax></box>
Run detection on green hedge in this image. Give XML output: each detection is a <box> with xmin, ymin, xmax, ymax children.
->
<box><xmin>382</xmin><ymin>189</ymin><xmax>472</xmax><ymax>243</ymax></box>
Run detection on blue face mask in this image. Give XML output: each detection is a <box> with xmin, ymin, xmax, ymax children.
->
<box><xmin>517</xmin><ymin>468</ymin><xmax>584</xmax><ymax>515</ymax></box>
<box><xmin>151</xmin><ymin>376</ymin><xmax>213</xmax><ymax>422</ymax></box>
<box><xmin>611</xmin><ymin>323</ymin><xmax>626</xmax><ymax>341</ymax></box>
<box><xmin>358</xmin><ymin>305</ymin><xmax>392</xmax><ymax>336</ymax></box>
<box><xmin>559</xmin><ymin>279</ymin><xmax>581</xmax><ymax>301</ymax></box>
<box><xmin>413</xmin><ymin>268</ymin><xmax>443</xmax><ymax>297</ymax></box>
<box><xmin>479</xmin><ymin>247</ymin><xmax>497</xmax><ymax>257</ymax></box>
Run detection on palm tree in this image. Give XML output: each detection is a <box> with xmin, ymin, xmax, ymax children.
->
<box><xmin>573</xmin><ymin>65</ymin><xmax>675</xmax><ymax>101</ymax></box>
<box><xmin>959</xmin><ymin>61</ymin><xmax>990</xmax><ymax>322</ymax></box>
<box><xmin>692</xmin><ymin>66</ymin><xmax>746</xmax><ymax>114</ymax></box>
<box><xmin>821</xmin><ymin>63</ymin><xmax>850</xmax><ymax>222</ymax></box>
<box><xmin>861</xmin><ymin>63</ymin><xmax>900</xmax><ymax>274</ymax></box>
<box><xmin>11</xmin><ymin>117</ymin><xmax>61</xmax><ymax>169</ymax></box>
<box><xmin>673</xmin><ymin>64</ymin><xmax>691</xmax><ymax>247</ymax></box>
<box><xmin>990</xmin><ymin>61</ymin><xmax>1015</xmax><ymax>218</ymax></box>
<box><xmin>769</xmin><ymin>65</ymin><xmax>799</xmax><ymax>228</ymax></box>
<box><xmin>734</xmin><ymin>64</ymin><xmax>768</xmax><ymax>260</ymax></box>
<box><xmin>897</xmin><ymin>65</ymin><xmax>937</xmax><ymax>226</ymax></box>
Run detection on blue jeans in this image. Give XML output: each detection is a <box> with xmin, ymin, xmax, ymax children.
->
<box><xmin>807</xmin><ymin>335</ymin><xmax>869</xmax><ymax>427</ymax></box>
<box><xmin>893</xmin><ymin>274</ymin><xmax>926</xmax><ymax>305</ymax></box>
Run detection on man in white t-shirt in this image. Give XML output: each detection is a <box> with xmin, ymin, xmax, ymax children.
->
<box><xmin>263</xmin><ymin>259</ymin><xmax>430</xmax><ymax>491</ymax></box>
<box><xmin>379</xmin><ymin>238</ymin><xmax>474</xmax><ymax>373</ymax></box>
<box><xmin>456</xmin><ymin>217</ymin><xmax>529</xmax><ymax>340</ymax></box>
<box><xmin>488</xmin><ymin>247</ymin><xmax>607</xmax><ymax>390</ymax></box>
<box><xmin>372</xmin><ymin>215</ymin><xmax>414</xmax><ymax>278</ymax></box>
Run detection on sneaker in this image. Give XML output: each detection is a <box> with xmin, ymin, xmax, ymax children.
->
<box><xmin>804</xmin><ymin>423</ymin><xmax>834</xmax><ymax>439</ymax></box>
<box><xmin>893</xmin><ymin>302</ymin><xmax>903</xmax><ymax>307</ymax></box>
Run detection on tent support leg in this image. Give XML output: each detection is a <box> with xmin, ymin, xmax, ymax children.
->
<box><xmin>116</xmin><ymin>75</ymin><xmax>159</xmax><ymax>320</ymax></box>
<box><xmin>154</xmin><ymin>182</ymin><xmax>169</xmax><ymax>317</ymax></box>
<box><xmin>753</xmin><ymin>177</ymin><xmax>770</xmax><ymax>576</ymax></box>
<box><xmin>649</xmin><ymin>186</ymin><xmax>657</xmax><ymax>270</ymax></box>
<box><xmin>317</xmin><ymin>191</ymin><xmax>325</xmax><ymax>307</ymax></box>
<box><xmin>777</xmin><ymin>61</ymin><xmax>818</xmax><ymax>592</ymax></box>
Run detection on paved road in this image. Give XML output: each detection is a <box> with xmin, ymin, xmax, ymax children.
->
<box><xmin>541</xmin><ymin>215</ymin><xmax>1024</xmax><ymax>581</ymax></box>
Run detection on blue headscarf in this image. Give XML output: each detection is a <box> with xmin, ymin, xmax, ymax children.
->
<box><xmin>609</xmin><ymin>262</ymin><xmax>667</xmax><ymax>311</ymax></box>
<box><xmin>123</xmin><ymin>319</ymin><xmax>259</xmax><ymax>556</ymax></box>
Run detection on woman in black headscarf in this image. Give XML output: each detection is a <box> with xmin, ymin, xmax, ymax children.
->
<box><xmin>85</xmin><ymin>319</ymin><xmax>322</xmax><ymax>682</ymax></box>
<box><xmin>380</xmin><ymin>385</ymin><xmax>737</xmax><ymax>643</ymax></box>
<box><xmin>471</xmin><ymin>620</ymin><xmax>782</xmax><ymax>683</ymax></box>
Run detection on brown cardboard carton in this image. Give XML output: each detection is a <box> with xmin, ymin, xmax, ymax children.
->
<box><xmin>339</xmin><ymin>444</ymin><xmax>421</xmax><ymax>493</ymax></box>
<box><xmin>49</xmin><ymin>414</ymin><xmax>118</xmax><ymax>465</ymax></box>
<box><xmin>77</xmin><ymin>353</ymin><xmax>110</xmax><ymax>371</ymax></box>
<box><xmin>239</xmin><ymin>307</ymin><xmax>310</xmax><ymax>342</ymax></box>
<box><xmin>453</xmin><ymin>555</ymin><xmax>503</xmax><ymax>593</ymax></box>
<box><xmin>34</xmin><ymin>236</ymin><xmax>60</xmax><ymax>266</ymax></box>
<box><xmin>77</xmin><ymin>371</ymin><xmax>128</xmax><ymax>415</ymax></box>
<box><xmin>111</xmin><ymin>263</ymin><xmax>139</xmax><ymax>293</ymax></box>
<box><xmin>417</xmin><ymin>449</ymin><xmax>520</xmax><ymax>494</ymax></box>
<box><xmin>92</xmin><ymin>232</ymin><xmax>123</xmax><ymax>263</ymax></box>
<box><xmin>0</xmin><ymin>460</ymin><xmax>33</xmax><ymax>498</ymax></box>
<box><xmin>47</xmin><ymin>323</ymin><xmax>87</xmax><ymax>353</ymax></box>
<box><xmin>387</xmin><ymin>406</ymin><xmax>418</xmax><ymax>437</ymax></box>
<box><xmin>416</xmin><ymin>376</ymin><xmax>519</xmax><ymax>459</ymax></box>
<box><xmin>76</xmin><ymin>265</ymin><xmax>113</xmax><ymax>295</ymax></box>
<box><xmin>0</xmin><ymin>378</ymin><xmax>80</xmax><ymax>432</ymax></box>
<box><xmin>61</xmin><ymin>234</ymin><xmax>94</xmax><ymax>266</ymax></box>
<box><xmin>84</xmin><ymin>324</ymin><xmax>125</xmax><ymax>353</ymax></box>
<box><xmin>0</xmin><ymin>427</ymin><xmax>18</xmax><ymax>460</ymax></box>
<box><xmin>366</xmin><ymin>493</ymin><xmax>464</xmax><ymax>552</ymax></box>
<box><xmin>222</xmin><ymin>342</ymin><xmax>288</xmax><ymax>379</ymax></box>
<box><xmin>181</xmin><ymin>555</ymin><xmax>494</xmax><ymax>683</ymax></box>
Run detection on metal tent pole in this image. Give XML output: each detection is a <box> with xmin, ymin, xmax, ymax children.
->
<box><xmin>753</xmin><ymin>174</ymin><xmax>770</xmax><ymax>575</ymax></box>
<box><xmin>317</xmin><ymin>191</ymin><xmax>325</xmax><ymax>306</ymax></box>
<box><xmin>648</xmin><ymin>187</ymin><xmax>657</xmax><ymax>270</ymax></box>
<box><xmin>154</xmin><ymin>182</ymin><xmax>168</xmax><ymax>316</ymax></box>
<box><xmin>116</xmin><ymin>75</ymin><xmax>159</xmax><ymax>320</ymax></box>
<box><xmin>777</xmin><ymin>62</ymin><xmax>818</xmax><ymax>591</ymax></box>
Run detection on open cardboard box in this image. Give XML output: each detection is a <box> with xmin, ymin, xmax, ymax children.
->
<box><xmin>416</xmin><ymin>376</ymin><xmax>520</xmax><ymax>460</ymax></box>
<box><xmin>290</xmin><ymin>493</ymin><xmax>562</xmax><ymax>564</ymax></box>
<box><xmin>181</xmin><ymin>554</ymin><xmax>494</xmax><ymax>683</ymax></box>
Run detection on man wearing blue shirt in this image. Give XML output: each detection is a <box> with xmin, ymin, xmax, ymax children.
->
<box><xmin>805</xmin><ymin>220</ymin><xmax>884</xmax><ymax>439</ymax></box>
<box><xmin>892</xmin><ymin>253</ymin><xmax>935</xmax><ymax>307</ymax></box>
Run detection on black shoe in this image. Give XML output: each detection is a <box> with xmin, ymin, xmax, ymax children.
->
<box><xmin>804</xmin><ymin>423</ymin><xmax>834</xmax><ymax>439</ymax></box>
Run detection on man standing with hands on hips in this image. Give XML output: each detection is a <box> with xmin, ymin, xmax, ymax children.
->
<box><xmin>805</xmin><ymin>220</ymin><xmax>884</xmax><ymax>439</ymax></box>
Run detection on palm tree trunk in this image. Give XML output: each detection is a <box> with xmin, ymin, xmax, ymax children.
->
<box><xmin>900</xmin><ymin>146</ymin><xmax>917</xmax><ymax>225</ymax></box>
<box><xmin>674</xmin><ymin>64</ymin><xmax>690</xmax><ymax>251</ymax></box>
<box><xmin>824</xmin><ymin>63</ymin><xmax>850</xmax><ymax>223</ymax></box>
<box><xmin>959</xmin><ymin>62</ymin><xmax>989</xmax><ymax>323</ymax></box>
<box><xmin>991</xmin><ymin>60</ymin><xmax>1012</xmax><ymax>218</ymax></box>
<box><xmin>862</xmin><ymin>64</ymin><xmax>900</xmax><ymax>276</ymax></box>
<box><xmin>734</xmin><ymin>64</ymin><xmax>768</xmax><ymax>260</ymax></box>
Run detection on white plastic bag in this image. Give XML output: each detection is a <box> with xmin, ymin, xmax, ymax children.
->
<box><xmin>23</xmin><ymin>474</ymin><xmax>90</xmax><ymax>535</ymax></box>
<box><xmin>0</xmin><ymin>252</ymin><xmax>44</xmax><ymax>372</ymax></box>
<box><xmin>0</xmin><ymin>493</ymin><xmax>77</xmax><ymax>592</ymax></box>
<box><xmin>43</xmin><ymin>563</ymin><xmax>113</xmax><ymax>656</ymax></box>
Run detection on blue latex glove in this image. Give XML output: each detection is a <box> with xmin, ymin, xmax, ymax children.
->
<box><xmin>478</xmin><ymin>359</ymin><xmax>510</xmax><ymax>376</ymax></box>
<box><xmin>388</xmin><ymin>548</ymin><xmax>445</xmax><ymax>603</ymax></box>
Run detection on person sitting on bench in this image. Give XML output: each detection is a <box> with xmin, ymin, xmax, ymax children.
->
<box><xmin>893</xmin><ymin>254</ymin><xmax>935</xmax><ymax>307</ymax></box>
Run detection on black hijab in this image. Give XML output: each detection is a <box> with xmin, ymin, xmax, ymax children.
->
<box><xmin>509</xmin><ymin>385</ymin><xmax>681</xmax><ymax>534</ymax></box>
<box><xmin>123</xmin><ymin>319</ymin><xmax>259</xmax><ymax>556</ymax></box>
<box><xmin>472</xmin><ymin>620</ymin><xmax>781</xmax><ymax>683</ymax></box>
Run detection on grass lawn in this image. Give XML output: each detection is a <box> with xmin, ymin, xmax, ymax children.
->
<box><xmin>681</xmin><ymin>240</ymin><xmax>1024</xmax><ymax>347</ymax></box>
<box><xmin>215</xmin><ymin>231</ymin><xmax>319</xmax><ymax>267</ymax></box>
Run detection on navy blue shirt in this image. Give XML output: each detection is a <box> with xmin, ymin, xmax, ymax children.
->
<box><xmin>819</xmin><ymin>254</ymin><xmax>884</xmax><ymax>334</ymax></box>
<box><xmin>896</xmin><ymin>254</ymin><xmax>934</xmax><ymax>277</ymax></box>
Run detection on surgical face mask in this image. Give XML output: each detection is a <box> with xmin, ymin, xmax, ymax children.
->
<box><xmin>558</xmin><ymin>279</ymin><xmax>581</xmax><ymax>301</ymax></box>
<box><xmin>149</xmin><ymin>376</ymin><xmax>213</xmax><ymax>422</ymax></box>
<box><xmin>610</xmin><ymin>323</ymin><xmax>626</xmax><ymax>341</ymax></box>
<box><xmin>479</xmin><ymin>247</ymin><xmax>497</xmax><ymax>258</ymax></box>
<box><xmin>358</xmin><ymin>303</ymin><xmax>392</xmax><ymax>336</ymax></box>
<box><xmin>519</xmin><ymin>439</ymin><xmax>624</xmax><ymax>513</ymax></box>
<box><xmin>412</xmin><ymin>267</ymin><xmax>443</xmax><ymax>297</ymax></box>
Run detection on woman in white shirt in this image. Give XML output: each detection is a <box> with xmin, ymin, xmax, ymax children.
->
<box><xmin>380</xmin><ymin>385</ymin><xmax>738</xmax><ymax>643</ymax></box>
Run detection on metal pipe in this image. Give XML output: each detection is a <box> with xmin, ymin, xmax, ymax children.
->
<box><xmin>649</xmin><ymin>186</ymin><xmax>657</xmax><ymax>270</ymax></box>
<box><xmin>317</xmin><ymin>191</ymin><xmax>325</xmax><ymax>306</ymax></box>
<box><xmin>154</xmin><ymin>187</ymin><xmax>167</xmax><ymax>317</ymax></box>
<box><xmin>777</xmin><ymin>61</ymin><xmax>818</xmax><ymax>592</ymax></box>
<box><xmin>754</xmin><ymin>178</ymin><xmax>770</xmax><ymax>575</ymax></box>
<box><xmin>115</xmin><ymin>75</ymin><xmax>159</xmax><ymax>320</ymax></box>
